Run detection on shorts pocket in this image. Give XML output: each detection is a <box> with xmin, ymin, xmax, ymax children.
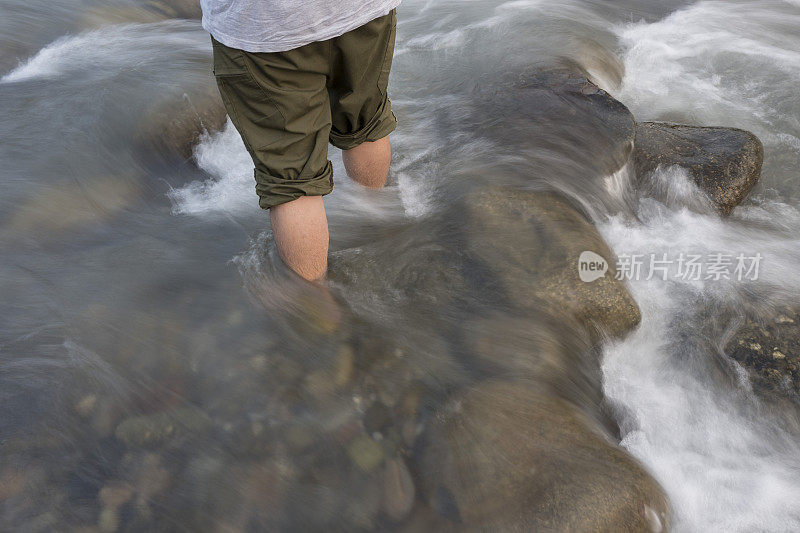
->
<box><xmin>211</xmin><ymin>38</ymin><xmax>283</xmax><ymax>152</ymax></box>
<box><xmin>376</xmin><ymin>10</ymin><xmax>397</xmax><ymax>97</ymax></box>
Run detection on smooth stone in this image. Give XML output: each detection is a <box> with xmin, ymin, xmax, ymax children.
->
<box><xmin>80</xmin><ymin>1</ymin><xmax>200</xmax><ymax>28</ymax></box>
<box><xmin>134</xmin><ymin>84</ymin><xmax>227</xmax><ymax>160</ymax></box>
<box><xmin>114</xmin><ymin>406</ymin><xmax>211</xmax><ymax>447</ymax></box>
<box><xmin>143</xmin><ymin>0</ymin><xmax>201</xmax><ymax>19</ymax></box>
<box><xmin>98</xmin><ymin>482</ymin><xmax>133</xmax><ymax>509</ymax></box>
<box><xmin>420</xmin><ymin>380</ymin><xmax>669</xmax><ymax>531</ymax></box>
<box><xmin>0</xmin><ymin>468</ymin><xmax>27</xmax><ymax>502</ymax></box>
<box><xmin>363</xmin><ymin>401</ymin><xmax>393</xmax><ymax>435</ymax></box>
<box><xmin>334</xmin><ymin>344</ymin><xmax>356</xmax><ymax>387</ymax></box>
<box><xmin>79</xmin><ymin>6</ymin><xmax>166</xmax><ymax>28</ymax></box>
<box><xmin>462</xmin><ymin>313</ymin><xmax>618</xmax><ymax>435</ymax></box>
<box><xmin>479</xmin><ymin>67</ymin><xmax>636</xmax><ymax>176</ymax></box>
<box><xmin>3</xmin><ymin>176</ymin><xmax>141</xmax><ymax>241</ymax></box>
<box><xmin>633</xmin><ymin>122</ymin><xmax>763</xmax><ymax>215</ymax></box>
<box><xmin>459</xmin><ymin>188</ymin><xmax>641</xmax><ymax>339</ymax></box>
<box><xmin>382</xmin><ymin>457</ymin><xmax>416</xmax><ymax>522</ymax></box>
<box><xmin>348</xmin><ymin>434</ymin><xmax>386</xmax><ymax>472</ymax></box>
<box><xmin>98</xmin><ymin>483</ymin><xmax>133</xmax><ymax>533</ymax></box>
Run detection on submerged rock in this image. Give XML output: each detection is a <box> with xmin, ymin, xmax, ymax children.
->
<box><xmin>115</xmin><ymin>406</ymin><xmax>211</xmax><ymax>447</ymax></box>
<box><xmin>144</xmin><ymin>0</ymin><xmax>202</xmax><ymax>19</ymax></box>
<box><xmin>2</xmin><ymin>175</ymin><xmax>141</xmax><ymax>241</ymax></box>
<box><xmin>134</xmin><ymin>84</ymin><xmax>227</xmax><ymax>160</ymax></box>
<box><xmin>97</xmin><ymin>482</ymin><xmax>133</xmax><ymax>533</ymax></box>
<box><xmin>480</xmin><ymin>68</ymin><xmax>636</xmax><ymax>177</ymax></box>
<box><xmin>382</xmin><ymin>457</ymin><xmax>416</xmax><ymax>522</ymax></box>
<box><xmin>460</xmin><ymin>188</ymin><xmax>640</xmax><ymax>339</ymax></box>
<box><xmin>633</xmin><ymin>122</ymin><xmax>763</xmax><ymax>215</ymax></box>
<box><xmin>420</xmin><ymin>380</ymin><xmax>669</xmax><ymax>531</ymax></box>
<box><xmin>80</xmin><ymin>1</ymin><xmax>200</xmax><ymax>28</ymax></box>
<box><xmin>725</xmin><ymin>306</ymin><xmax>800</xmax><ymax>397</ymax></box>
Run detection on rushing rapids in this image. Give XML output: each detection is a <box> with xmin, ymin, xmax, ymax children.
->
<box><xmin>2</xmin><ymin>1</ymin><xmax>800</xmax><ymax>531</ymax></box>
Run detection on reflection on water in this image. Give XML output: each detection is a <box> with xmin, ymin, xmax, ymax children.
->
<box><xmin>2</xmin><ymin>0</ymin><xmax>800</xmax><ymax>531</ymax></box>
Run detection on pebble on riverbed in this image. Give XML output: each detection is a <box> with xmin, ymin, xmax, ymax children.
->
<box><xmin>114</xmin><ymin>406</ymin><xmax>212</xmax><ymax>447</ymax></box>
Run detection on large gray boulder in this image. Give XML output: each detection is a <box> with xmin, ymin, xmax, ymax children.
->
<box><xmin>633</xmin><ymin>122</ymin><xmax>763</xmax><ymax>215</ymax></box>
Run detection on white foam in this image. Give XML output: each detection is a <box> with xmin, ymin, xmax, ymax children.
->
<box><xmin>600</xmin><ymin>180</ymin><xmax>800</xmax><ymax>531</ymax></box>
<box><xmin>171</xmin><ymin>120</ymin><xmax>410</xmax><ymax>223</ymax></box>
<box><xmin>1</xmin><ymin>21</ymin><xmax>203</xmax><ymax>83</ymax></box>
<box><xmin>611</xmin><ymin>0</ymin><xmax>800</xmax><ymax>154</ymax></box>
<box><xmin>606</xmin><ymin>9</ymin><xmax>800</xmax><ymax>525</ymax></box>
<box><xmin>169</xmin><ymin>121</ymin><xmax>260</xmax><ymax>217</ymax></box>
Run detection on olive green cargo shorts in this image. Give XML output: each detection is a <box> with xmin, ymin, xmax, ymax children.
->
<box><xmin>211</xmin><ymin>10</ymin><xmax>398</xmax><ymax>209</ymax></box>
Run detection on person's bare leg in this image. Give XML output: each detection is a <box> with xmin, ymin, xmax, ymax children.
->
<box><xmin>341</xmin><ymin>136</ymin><xmax>391</xmax><ymax>189</ymax></box>
<box><xmin>269</xmin><ymin>195</ymin><xmax>329</xmax><ymax>281</ymax></box>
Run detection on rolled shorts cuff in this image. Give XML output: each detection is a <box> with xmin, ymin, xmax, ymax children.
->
<box><xmin>329</xmin><ymin>97</ymin><xmax>397</xmax><ymax>151</ymax></box>
<box><xmin>255</xmin><ymin>160</ymin><xmax>334</xmax><ymax>209</ymax></box>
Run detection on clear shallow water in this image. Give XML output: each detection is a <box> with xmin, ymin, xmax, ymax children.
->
<box><xmin>2</xmin><ymin>0</ymin><xmax>800</xmax><ymax>531</ymax></box>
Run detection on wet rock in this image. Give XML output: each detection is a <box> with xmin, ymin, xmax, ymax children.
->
<box><xmin>80</xmin><ymin>1</ymin><xmax>200</xmax><ymax>28</ymax></box>
<box><xmin>364</xmin><ymin>401</ymin><xmax>393</xmax><ymax>435</ymax></box>
<box><xmin>278</xmin><ymin>446</ymin><xmax>383</xmax><ymax>530</ymax></box>
<box><xmin>221</xmin><ymin>420</ymin><xmax>274</xmax><ymax>458</ymax></box>
<box><xmin>2</xmin><ymin>176</ymin><xmax>141</xmax><ymax>241</ymax></box>
<box><xmin>79</xmin><ymin>6</ymin><xmax>166</xmax><ymax>28</ymax></box>
<box><xmin>460</xmin><ymin>189</ymin><xmax>641</xmax><ymax>339</ymax></box>
<box><xmin>329</xmin><ymin>240</ymin><xmax>469</xmax><ymax>313</ymax></box>
<box><xmin>382</xmin><ymin>458</ymin><xmax>416</xmax><ymax>522</ymax></box>
<box><xmin>75</xmin><ymin>394</ymin><xmax>98</xmax><ymax>417</ymax></box>
<box><xmin>420</xmin><ymin>380</ymin><xmax>669</xmax><ymax>531</ymax></box>
<box><xmin>348</xmin><ymin>434</ymin><xmax>386</xmax><ymax>473</ymax></box>
<box><xmin>98</xmin><ymin>482</ymin><xmax>133</xmax><ymax>533</ymax></box>
<box><xmin>634</xmin><ymin>122</ymin><xmax>763</xmax><ymax>215</ymax></box>
<box><xmin>334</xmin><ymin>344</ymin><xmax>356</xmax><ymax>387</ymax></box>
<box><xmin>725</xmin><ymin>306</ymin><xmax>800</xmax><ymax>396</ymax></box>
<box><xmin>114</xmin><ymin>406</ymin><xmax>211</xmax><ymax>447</ymax></box>
<box><xmin>183</xmin><ymin>455</ymin><xmax>293</xmax><ymax>530</ymax></box>
<box><xmin>92</xmin><ymin>400</ymin><xmax>126</xmax><ymax>439</ymax></box>
<box><xmin>462</xmin><ymin>312</ymin><xmax>621</xmax><ymax>436</ymax></box>
<box><xmin>0</xmin><ymin>468</ymin><xmax>26</xmax><ymax>502</ymax></box>
<box><xmin>134</xmin><ymin>84</ymin><xmax>227</xmax><ymax>160</ymax></box>
<box><xmin>399</xmin><ymin>504</ymin><xmax>458</xmax><ymax>533</ymax></box>
<box><xmin>480</xmin><ymin>67</ymin><xmax>636</xmax><ymax>176</ymax></box>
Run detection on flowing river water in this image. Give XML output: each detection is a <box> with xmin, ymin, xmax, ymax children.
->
<box><xmin>2</xmin><ymin>0</ymin><xmax>800</xmax><ymax>531</ymax></box>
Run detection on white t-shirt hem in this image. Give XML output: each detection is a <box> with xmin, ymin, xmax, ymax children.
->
<box><xmin>202</xmin><ymin>1</ymin><xmax>400</xmax><ymax>53</ymax></box>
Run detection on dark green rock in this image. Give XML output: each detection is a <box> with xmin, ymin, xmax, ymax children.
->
<box><xmin>634</xmin><ymin>122</ymin><xmax>763</xmax><ymax>215</ymax></box>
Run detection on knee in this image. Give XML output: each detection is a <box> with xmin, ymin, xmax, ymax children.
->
<box><xmin>342</xmin><ymin>137</ymin><xmax>391</xmax><ymax>189</ymax></box>
<box><xmin>347</xmin><ymin>165</ymin><xmax>388</xmax><ymax>189</ymax></box>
